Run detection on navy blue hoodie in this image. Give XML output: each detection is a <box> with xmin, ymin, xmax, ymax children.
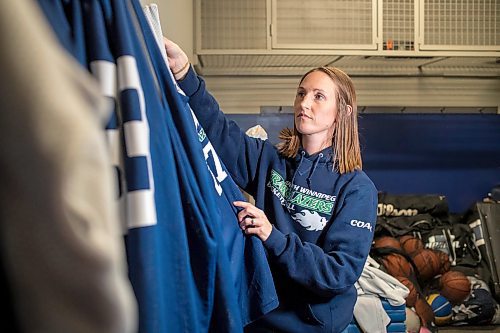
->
<box><xmin>179</xmin><ymin>67</ymin><xmax>378</xmax><ymax>333</ymax></box>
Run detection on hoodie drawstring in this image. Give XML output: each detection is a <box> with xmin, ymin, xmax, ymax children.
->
<box><xmin>306</xmin><ymin>153</ymin><xmax>323</xmax><ymax>188</ymax></box>
<box><xmin>291</xmin><ymin>150</ymin><xmax>306</xmax><ymax>185</ymax></box>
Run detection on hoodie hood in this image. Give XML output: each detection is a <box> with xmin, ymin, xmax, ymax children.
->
<box><xmin>292</xmin><ymin>146</ymin><xmax>335</xmax><ymax>189</ymax></box>
<box><xmin>294</xmin><ymin>146</ymin><xmax>334</xmax><ymax>164</ymax></box>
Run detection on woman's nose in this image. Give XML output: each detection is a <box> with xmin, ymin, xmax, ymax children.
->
<box><xmin>300</xmin><ymin>95</ymin><xmax>312</xmax><ymax>109</ymax></box>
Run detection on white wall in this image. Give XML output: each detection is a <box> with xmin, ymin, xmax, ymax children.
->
<box><xmin>143</xmin><ymin>0</ymin><xmax>195</xmax><ymax>64</ymax></box>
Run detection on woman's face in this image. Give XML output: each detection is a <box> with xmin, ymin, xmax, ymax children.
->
<box><xmin>294</xmin><ymin>70</ymin><xmax>338</xmax><ymax>141</ymax></box>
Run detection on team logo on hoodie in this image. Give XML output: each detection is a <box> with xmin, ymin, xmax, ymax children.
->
<box><xmin>291</xmin><ymin>210</ymin><xmax>327</xmax><ymax>231</ymax></box>
<box><xmin>267</xmin><ymin>170</ymin><xmax>335</xmax><ymax>214</ymax></box>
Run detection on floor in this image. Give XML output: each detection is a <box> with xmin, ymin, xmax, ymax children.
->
<box><xmin>439</xmin><ymin>326</ymin><xmax>500</xmax><ymax>332</ymax></box>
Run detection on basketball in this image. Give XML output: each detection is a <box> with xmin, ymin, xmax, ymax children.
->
<box><xmin>396</xmin><ymin>276</ymin><xmax>418</xmax><ymax>307</ymax></box>
<box><xmin>399</xmin><ymin>235</ymin><xmax>424</xmax><ymax>255</ymax></box>
<box><xmin>405</xmin><ymin>307</ymin><xmax>421</xmax><ymax>333</ymax></box>
<box><xmin>440</xmin><ymin>270</ymin><xmax>471</xmax><ymax>304</ymax></box>
<box><xmin>426</xmin><ymin>293</ymin><xmax>452</xmax><ymax>325</ymax></box>
<box><xmin>373</xmin><ymin>236</ymin><xmax>402</xmax><ymax>250</ymax></box>
<box><xmin>414</xmin><ymin>296</ymin><xmax>435</xmax><ymax>327</ymax></box>
<box><xmin>412</xmin><ymin>249</ymin><xmax>441</xmax><ymax>281</ymax></box>
<box><xmin>381</xmin><ymin>253</ymin><xmax>413</xmax><ymax>278</ymax></box>
<box><xmin>433</xmin><ymin>250</ymin><xmax>451</xmax><ymax>274</ymax></box>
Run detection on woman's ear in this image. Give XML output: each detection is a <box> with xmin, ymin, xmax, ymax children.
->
<box><xmin>345</xmin><ymin>104</ymin><xmax>353</xmax><ymax>116</ymax></box>
<box><xmin>339</xmin><ymin>96</ymin><xmax>353</xmax><ymax>116</ymax></box>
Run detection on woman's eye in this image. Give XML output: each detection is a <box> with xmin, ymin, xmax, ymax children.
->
<box><xmin>315</xmin><ymin>94</ymin><xmax>325</xmax><ymax>100</ymax></box>
<box><xmin>296</xmin><ymin>91</ymin><xmax>305</xmax><ymax>98</ymax></box>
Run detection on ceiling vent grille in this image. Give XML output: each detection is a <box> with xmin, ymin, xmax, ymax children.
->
<box><xmin>200</xmin><ymin>0</ymin><xmax>267</xmax><ymax>49</ymax></box>
<box><xmin>383</xmin><ymin>0</ymin><xmax>415</xmax><ymax>51</ymax></box>
<box><xmin>422</xmin><ymin>0</ymin><xmax>500</xmax><ymax>50</ymax></box>
<box><xmin>195</xmin><ymin>0</ymin><xmax>500</xmax><ymax>76</ymax></box>
<box><xmin>274</xmin><ymin>0</ymin><xmax>375</xmax><ymax>48</ymax></box>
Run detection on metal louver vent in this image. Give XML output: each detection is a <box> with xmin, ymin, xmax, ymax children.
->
<box><xmin>199</xmin><ymin>54</ymin><xmax>337</xmax><ymax>68</ymax></box>
<box><xmin>200</xmin><ymin>0</ymin><xmax>267</xmax><ymax>49</ymax></box>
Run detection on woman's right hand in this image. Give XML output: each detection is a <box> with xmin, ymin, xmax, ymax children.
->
<box><xmin>233</xmin><ymin>201</ymin><xmax>273</xmax><ymax>242</ymax></box>
<box><xmin>163</xmin><ymin>37</ymin><xmax>190</xmax><ymax>80</ymax></box>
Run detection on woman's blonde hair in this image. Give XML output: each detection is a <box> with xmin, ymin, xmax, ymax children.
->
<box><xmin>277</xmin><ymin>66</ymin><xmax>362</xmax><ymax>174</ymax></box>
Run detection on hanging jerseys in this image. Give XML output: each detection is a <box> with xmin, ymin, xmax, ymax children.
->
<box><xmin>36</xmin><ymin>0</ymin><xmax>278</xmax><ymax>331</ymax></box>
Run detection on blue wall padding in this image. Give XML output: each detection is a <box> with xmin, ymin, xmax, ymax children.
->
<box><xmin>227</xmin><ymin>113</ymin><xmax>500</xmax><ymax>214</ymax></box>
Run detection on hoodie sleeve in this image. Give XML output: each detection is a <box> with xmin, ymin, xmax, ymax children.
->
<box><xmin>263</xmin><ymin>181</ymin><xmax>378</xmax><ymax>297</ymax></box>
<box><xmin>178</xmin><ymin>67</ymin><xmax>267</xmax><ymax>191</ymax></box>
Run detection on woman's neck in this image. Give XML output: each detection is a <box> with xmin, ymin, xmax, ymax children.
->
<box><xmin>301</xmin><ymin>135</ymin><xmax>331</xmax><ymax>155</ymax></box>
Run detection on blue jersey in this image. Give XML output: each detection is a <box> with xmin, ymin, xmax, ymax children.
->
<box><xmin>189</xmin><ymin>110</ymin><xmax>279</xmax><ymax>325</ymax></box>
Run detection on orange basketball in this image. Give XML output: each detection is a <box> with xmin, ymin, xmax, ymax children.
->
<box><xmin>414</xmin><ymin>296</ymin><xmax>435</xmax><ymax>327</ymax></box>
<box><xmin>433</xmin><ymin>250</ymin><xmax>451</xmax><ymax>274</ymax></box>
<box><xmin>396</xmin><ymin>276</ymin><xmax>418</xmax><ymax>307</ymax></box>
<box><xmin>381</xmin><ymin>253</ymin><xmax>413</xmax><ymax>278</ymax></box>
<box><xmin>440</xmin><ymin>270</ymin><xmax>471</xmax><ymax>304</ymax></box>
<box><xmin>412</xmin><ymin>249</ymin><xmax>441</xmax><ymax>281</ymax></box>
<box><xmin>399</xmin><ymin>235</ymin><xmax>424</xmax><ymax>255</ymax></box>
<box><xmin>373</xmin><ymin>236</ymin><xmax>402</xmax><ymax>250</ymax></box>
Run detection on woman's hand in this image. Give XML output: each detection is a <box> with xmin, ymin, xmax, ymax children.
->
<box><xmin>233</xmin><ymin>201</ymin><xmax>273</xmax><ymax>242</ymax></box>
<box><xmin>163</xmin><ymin>37</ymin><xmax>190</xmax><ymax>80</ymax></box>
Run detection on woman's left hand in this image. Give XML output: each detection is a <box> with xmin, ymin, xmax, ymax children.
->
<box><xmin>233</xmin><ymin>201</ymin><xmax>273</xmax><ymax>242</ymax></box>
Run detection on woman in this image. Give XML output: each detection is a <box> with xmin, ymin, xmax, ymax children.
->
<box><xmin>165</xmin><ymin>38</ymin><xmax>377</xmax><ymax>333</ymax></box>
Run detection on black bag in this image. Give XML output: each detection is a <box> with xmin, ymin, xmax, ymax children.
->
<box><xmin>378</xmin><ymin>192</ymin><xmax>450</xmax><ymax>218</ymax></box>
<box><xmin>423</xmin><ymin>222</ymin><xmax>482</xmax><ymax>268</ymax></box>
<box><xmin>475</xmin><ymin>202</ymin><xmax>500</xmax><ymax>301</ymax></box>
<box><xmin>375</xmin><ymin>213</ymin><xmax>436</xmax><ymax>238</ymax></box>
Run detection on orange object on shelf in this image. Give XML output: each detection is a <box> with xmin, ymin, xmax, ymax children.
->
<box><xmin>387</xmin><ymin>39</ymin><xmax>394</xmax><ymax>50</ymax></box>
